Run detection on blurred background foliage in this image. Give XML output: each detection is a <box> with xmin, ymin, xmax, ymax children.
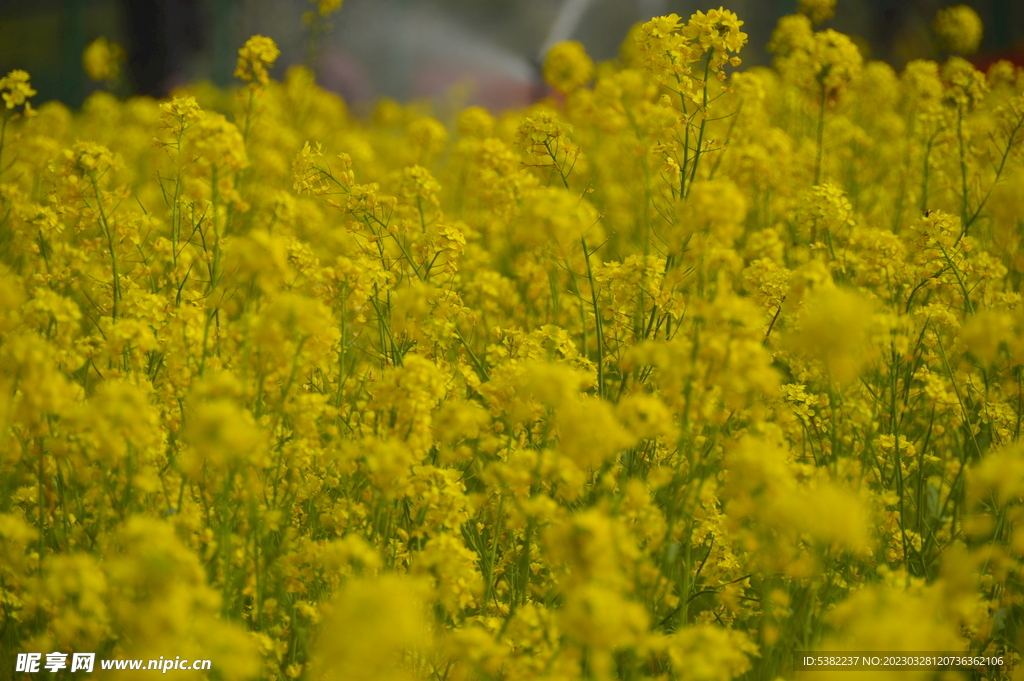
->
<box><xmin>1</xmin><ymin>0</ymin><xmax>1022</xmax><ymax>112</ymax></box>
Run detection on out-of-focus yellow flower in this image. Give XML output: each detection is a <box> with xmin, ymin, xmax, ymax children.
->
<box><xmin>793</xmin><ymin>183</ymin><xmax>854</xmax><ymax>241</ymax></box>
<box><xmin>797</xmin><ymin>0</ymin><xmax>836</xmax><ymax>25</ymax></box>
<box><xmin>234</xmin><ymin>35</ymin><xmax>281</xmax><ymax>87</ymax></box>
<box><xmin>94</xmin><ymin>517</ymin><xmax>262</xmax><ymax>678</ymax></box>
<box><xmin>191</xmin><ymin>112</ymin><xmax>249</xmax><ymax>171</ymax></box>
<box><xmin>968</xmin><ymin>443</ymin><xmax>1024</xmax><ymax>508</ymax></box>
<box><xmin>407</xmin><ymin>115</ymin><xmax>448</xmax><ymax>163</ymax></box>
<box><xmin>668</xmin><ymin>625</ymin><xmax>759</xmax><ymax>681</ymax></box>
<box><xmin>0</xmin><ymin>69</ymin><xmax>36</xmax><ymax>113</ymax></box>
<box><xmin>770</xmin><ymin>16</ymin><xmax>862</xmax><ymax>100</ymax></box>
<box><xmin>0</xmin><ymin>513</ymin><xmax>37</xmax><ymax>580</ymax></box>
<box><xmin>82</xmin><ymin>37</ymin><xmax>125</xmax><ymax>82</ymax></box>
<box><xmin>726</xmin><ymin>435</ymin><xmax>872</xmax><ymax>555</ymax></box>
<box><xmin>815</xmin><ymin>578</ymin><xmax>966</xmax><ymax>679</ymax></box>
<box><xmin>681</xmin><ymin>180</ymin><xmax>748</xmax><ymax>245</ymax></box>
<box><xmin>156</xmin><ymin>95</ymin><xmax>204</xmax><ymax>142</ymax></box>
<box><xmin>514</xmin><ymin>186</ymin><xmax>599</xmax><ymax>257</ymax></box>
<box><xmin>543</xmin><ymin>40</ymin><xmax>595</xmax><ymax>95</ymax></box>
<box><xmin>785</xmin><ymin>286</ymin><xmax>876</xmax><ymax>385</ymax></box>
<box><xmin>180</xmin><ymin>398</ymin><xmax>268</xmax><ymax>476</ymax></box>
<box><xmin>559</xmin><ymin>582</ymin><xmax>649</xmax><ymax>651</ymax></box>
<box><xmin>457</xmin><ymin>105</ymin><xmax>495</xmax><ymax>138</ymax></box>
<box><xmin>411</xmin><ymin>532</ymin><xmax>483</xmax><ymax>613</ymax></box>
<box><xmin>941</xmin><ymin>56</ymin><xmax>988</xmax><ymax>109</ymax></box>
<box><xmin>310</xmin><ymin>575</ymin><xmax>430</xmax><ymax>681</ymax></box>
<box><xmin>615</xmin><ymin>393</ymin><xmax>677</xmax><ymax>441</ymax></box>
<box><xmin>934</xmin><ymin>4</ymin><xmax>984</xmax><ymax>55</ymax></box>
<box><xmin>960</xmin><ymin>310</ymin><xmax>1014</xmax><ymax>365</ymax></box>
<box><xmin>310</xmin><ymin>0</ymin><xmax>343</xmax><ymax>18</ymax></box>
<box><xmin>556</xmin><ymin>396</ymin><xmax>635</xmax><ymax>468</ymax></box>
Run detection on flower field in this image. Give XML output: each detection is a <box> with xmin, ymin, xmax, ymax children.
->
<box><xmin>3</xmin><ymin>2</ymin><xmax>1024</xmax><ymax>679</ymax></box>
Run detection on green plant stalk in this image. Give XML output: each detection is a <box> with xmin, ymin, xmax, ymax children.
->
<box><xmin>210</xmin><ymin>165</ymin><xmax>222</xmax><ymax>293</ymax></box>
<box><xmin>814</xmin><ymin>82</ymin><xmax>827</xmax><ymax>186</ymax></box>
<box><xmin>581</xmin><ymin>237</ymin><xmax>605</xmax><ymax>399</ymax></box>
<box><xmin>37</xmin><ymin>437</ymin><xmax>46</xmax><ymax>559</ymax></box>
<box><xmin>271</xmin><ymin>337</ymin><xmax>308</xmax><ymax>506</ymax></box>
<box><xmin>685</xmin><ymin>53</ymin><xmax>714</xmax><ymax>196</ymax></box>
<box><xmin>957</xmin><ymin>106</ymin><xmax>970</xmax><ymax>227</ymax></box>
<box><xmin>677</xmin><ymin>75</ymin><xmax>692</xmax><ymax>199</ymax></box>
<box><xmin>243</xmin><ymin>87</ymin><xmax>256</xmax><ymax>143</ymax></box>
<box><xmin>89</xmin><ymin>172</ymin><xmax>120</xmax><ymax>321</ymax></box>
<box><xmin>919</xmin><ymin>128</ymin><xmax>942</xmax><ymax>213</ymax></box>
<box><xmin>889</xmin><ymin>344</ymin><xmax>910</xmax><ymax>568</ymax></box>
<box><xmin>935</xmin><ymin>241</ymin><xmax>975</xmax><ymax>315</ymax></box>
<box><xmin>936</xmin><ymin>330</ymin><xmax>983</xmax><ymax>463</ymax></box>
<box><xmin>542</xmin><ymin>138</ymin><xmax>572</xmax><ymax>190</ymax></box>
<box><xmin>482</xmin><ymin>495</ymin><xmax>504</xmax><ymax>615</ymax></box>
<box><xmin>963</xmin><ymin>106</ymin><xmax>1024</xmax><ymax>235</ymax></box>
<box><xmin>220</xmin><ymin>468</ymin><xmax>237</xmax><ymax>618</ymax></box>
<box><xmin>252</xmin><ymin>504</ymin><xmax>264</xmax><ymax>630</ymax></box>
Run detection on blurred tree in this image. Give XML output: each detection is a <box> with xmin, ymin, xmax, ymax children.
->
<box><xmin>122</xmin><ymin>0</ymin><xmax>206</xmax><ymax>96</ymax></box>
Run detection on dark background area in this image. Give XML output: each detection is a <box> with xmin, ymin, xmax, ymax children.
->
<box><xmin>1</xmin><ymin>0</ymin><xmax>1022</xmax><ymax>112</ymax></box>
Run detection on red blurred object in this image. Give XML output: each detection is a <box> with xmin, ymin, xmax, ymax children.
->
<box><xmin>411</xmin><ymin>62</ymin><xmax>541</xmax><ymax>111</ymax></box>
<box><xmin>973</xmin><ymin>47</ymin><xmax>1024</xmax><ymax>71</ymax></box>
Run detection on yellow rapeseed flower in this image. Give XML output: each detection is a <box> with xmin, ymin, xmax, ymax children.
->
<box><xmin>0</xmin><ymin>69</ymin><xmax>36</xmax><ymax>113</ymax></box>
<box><xmin>234</xmin><ymin>35</ymin><xmax>281</xmax><ymax>87</ymax></box>
<box><xmin>934</xmin><ymin>4</ymin><xmax>984</xmax><ymax>55</ymax></box>
<box><xmin>3</xmin><ymin>5</ymin><xmax>1024</xmax><ymax>679</ymax></box>
<box><xmin>797</xmin><ymin>0</ymin><xmax>836</xmax><ymax>25</ymax></box>
<box><xmin>310</xmin><ymin>576</ymin><xmax>430</xmax><ymax>680</ymax></box>
<box><xmin>543</xmin><ymin>40</ymin><xmax>595</xmax><ymax>95</ymax></box>
<box><xmin>82</xmin><ymin>37</ymin><xmax>125</xmax><ymax>82</ymax></box>
<box><xmin>310</xmin><ymin>0</ymin><xmax>344</xmax><ymax>17</ymax></box>
<box><xmin>785</xmin><ymin>286</ymin><xmax>876</xmax><ymax>385</ymax></box>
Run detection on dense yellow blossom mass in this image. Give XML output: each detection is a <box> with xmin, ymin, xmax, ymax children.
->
<box><xmin>934</xmin><ymin>4</ymin><xmax>984</xmax><ymax>56</ymax></box>
<box><xmin>82</xmin><ymin>37</ymin><xmax>126</xmax><ymax>84</ymax></box>
<box><xmin>1</xmin><ymin>5</ymin><xmax>1024</xmax><ymax>680</ymax></box>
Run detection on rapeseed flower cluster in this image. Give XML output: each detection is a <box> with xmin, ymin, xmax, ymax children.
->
<box><xmin>82</xmin><ymin>37</ymin><xmax>126</xmax><ymax>84</ymax></box>
<box><xmin>2</xmin><ymin>3</ymin><xmax>1024</xmax><ymax>679</ymax></box>
<box><xmin>934</xmin><ymin>4</ymin><xmax>984</xmax><ymax>56</ymax></box>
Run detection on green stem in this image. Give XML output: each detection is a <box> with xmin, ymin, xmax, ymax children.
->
<box><xmin>814</xmin><ymin>83</ymin><xmax>827</xmax><ymax>185</ymax></box>
<box><xmin>920</xmin><ymin>128</ymin><xmax>943</xmax><ymax>213</ymax></box>
<box><xmin>481</xmin><ymin>495</ymin><xmax>504</xmax><ymax>614</ymax></box>
<box><xmin>210</xmin><ymin>165</ymin><xmax>221</xmax><ymax>293</ymax></box>
<box><xmin>935</xmin><ymin>241</ymin><xmax>975</xmax><ymax>315</ymax></box>
<box><xmin>678</xmin><ymin>78</ymin><xmax>691</xmax><ymax>198</ymax></box>
<box><xmin>89</xmin><ymin>172</ymin><xmax>120</xmax><ymax>320</ymax></box>
<box><xmin>890</xmin><ymin>344</ymin><xmax>909</xmax><ymax>568</ymax></box>
<box><xmin>581</xmin><ymin>237</ymin><xmax>605</xmax><ymax>399</ymax></box>
<box><xmin>685</xmin><ymin>53</ymin><xmax>714</xmax><ymax>196</ymax></box>
<box><xmin>243</xmin><ymin>87</ymin><xmax>256</xmax><ymax>143</ymax></box>
<box><xmin>37</xmin><ymin>437</ymin><xmax>46</xmax><ymax>560</ymax></box>
<box><xmin>963</xmin><ymin>107</ymin><xmax>1024</xmax><ymax>236</ymax></box>
<box><xmin>957</xmin><ymin>106</ymin><xmax>970</xmax><ymax>227</ymax></box>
